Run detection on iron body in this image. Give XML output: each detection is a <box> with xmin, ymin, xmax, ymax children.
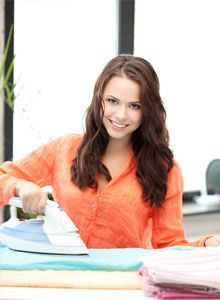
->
<box><xmin>0</xmin><ymin>197</ymin><xmax>88</xmax><ymax>255</ymax></box>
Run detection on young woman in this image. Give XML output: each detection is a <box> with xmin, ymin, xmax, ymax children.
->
<box><xmin>0</xmin><ymin>54</ymin><xmax>219</xmax><ymax>248</ymax></box>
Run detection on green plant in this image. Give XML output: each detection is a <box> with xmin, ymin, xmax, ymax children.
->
<box><xmin>17</xmin><ymin>207</ymin><xmax>36</xmax><ymax>220</ymax></box>
<box><xmin>0</xmin><ymin>26</ymin><xmax>16</xmax><ymax>110</ymax></box>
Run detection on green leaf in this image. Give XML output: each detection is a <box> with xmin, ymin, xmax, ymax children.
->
<box><xmin>0</xmin><ymin>57</ymin><xmax>15</xmax><ymax>93</ymax></box>
<box><xmin>17</xmin><ymin>207</ymin><xmax>37</xmax><ymax>220</ymax></box>
<box><xmin>0</xmin><ymin>25</ymin><xmax>16</xmax><ymax>111</ymax></box>
<box><xmin>3</xmin><ymin>56</ymin><xmax>15</xmax><ymax>87</ymax></box>
<box><xmin>4</xmin><ymin>83</ymin><xmax>15</xmax><ymax>110</ymax></box>
<box><xmin>0</xmin><ymin>26</ymin><xmax>13</xmax><ymax>78</ymax></box>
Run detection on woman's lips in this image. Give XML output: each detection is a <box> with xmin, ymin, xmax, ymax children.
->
<box><xmin>110</xmin><ymin>120</ymin><xmax>128</xmax><ymax>129</ymax></box>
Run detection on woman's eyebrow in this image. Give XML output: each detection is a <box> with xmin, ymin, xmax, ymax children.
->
<box><xmin>128</xmin><ymin>100</ymin><xmax>141</xmax><ymax>104</ymax></box>
<box><xmin>105</xmin><ymin>95</ymin><xmax>140</xmax><ymax>104</ymax></box>
<box><xmin>104</xmin><ymin>95</ymin><xmax>119</xmax><ymax>100</ymax></box>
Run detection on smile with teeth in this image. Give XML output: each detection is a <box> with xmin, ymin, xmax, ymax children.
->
<box><xmin>110</xmin><ymin>120</ymin><xmax>128</xmax><ymax>128</ymax></box>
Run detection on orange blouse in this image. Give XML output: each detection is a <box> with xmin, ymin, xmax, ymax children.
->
<box><xmin>0</xmin><ymin>134</ymin><xmax>209</xmax><ymax>248</ymax></box>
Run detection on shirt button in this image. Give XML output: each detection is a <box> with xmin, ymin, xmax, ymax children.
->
<box><xmin>92</xmin><ymin>203</ymin><xmax>96</xmax><ymax>208</ymax></box>
<box><xmin>148</xmin><ymin>211</ymin><xmax>153</xmax><ymax>218</ymax></box>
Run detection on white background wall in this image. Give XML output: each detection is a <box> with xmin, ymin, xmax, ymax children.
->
<box><xmin>135</xmin><ymin>0</ymin><xmax>220</xmax><ymax>192</ymax></box>
<box><xmin>14</xmin><ymin>0</ymin><xmax>117</xmax><ymax>157</ymax></box>
<box><xmin>14</xmin><ymin>0</ymin><xmax>220</xmax><ymax>192</ymax></box>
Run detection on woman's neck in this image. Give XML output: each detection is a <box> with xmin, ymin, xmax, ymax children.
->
<box><xmin>105</xmin><ymin>137</ymin><xmax>132</xmax><ymax>156</ymax></box>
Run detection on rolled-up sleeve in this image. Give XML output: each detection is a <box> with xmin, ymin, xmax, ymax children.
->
<box><xmin>151</xmin><ymin>162</ymin><xmax>209</xmax><ymax>248</ymax></box>
<box><xmin>0</xmin><ymin>137</ymin><xmax>59</xmax><ymax>206</ymax></box>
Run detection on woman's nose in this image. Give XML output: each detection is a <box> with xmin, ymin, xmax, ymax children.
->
<box><xmin>115</xmin><ymin>105</ymin><xmax>127</xmax><ymax>120</ymax></box>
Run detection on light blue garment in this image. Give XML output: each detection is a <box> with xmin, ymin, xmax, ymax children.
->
<box><xmin>0</xmin><ymin>244</ymin><xmax>147</xmax><ymax>271</ymax></box>
<box><xmin>0</xmin><ymin>244</ymin><xmax>196</xmax><ymax>271</ymax></box>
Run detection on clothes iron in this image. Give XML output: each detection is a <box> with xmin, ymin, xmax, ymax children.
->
<box><xmin>0</xmin><ymin>197</ymin><xmax>88</xmax><ymax>255</ymax></box>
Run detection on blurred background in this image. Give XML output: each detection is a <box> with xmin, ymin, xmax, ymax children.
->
<box><xmin>1</xmin><ymin>0</ymin><xmax>220</xmax><ymax>236</ymax></box>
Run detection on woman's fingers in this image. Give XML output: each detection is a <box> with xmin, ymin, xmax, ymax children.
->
<box><xmin>38</xmin><ymin>193</ymin><xmax>48</xmax><ymax>215</ymax></box>
<box><xmin>205</xmin><ymin>236</ymin><xmax>220</xmax><ymax>246</ymax></box>
<box><xmin>15</xmin><ymin>181</ymin><xmax>48</xmax><ymax>214</ymax></box>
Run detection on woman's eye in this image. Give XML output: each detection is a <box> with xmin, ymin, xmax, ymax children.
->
<box><xmin>130</xmin><ymin>103</ymin><xmax>141</xmax><ymax>110</ymax></box>
<box><xmin>106</xmin><ymin>98</ymin><xmax>118</xmax><ymax>105</ymax></box>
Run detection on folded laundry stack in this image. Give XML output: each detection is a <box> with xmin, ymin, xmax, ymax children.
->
<box><xmin>140</xmin><ymin>246</ymin><xmax>220</xmax><ymax>299</ymax></box>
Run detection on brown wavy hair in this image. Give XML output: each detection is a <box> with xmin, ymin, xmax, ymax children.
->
<box><xmin>71</xmin><ymin>54</ymin><xmax>173</xmax><ymax>207</ymax></box>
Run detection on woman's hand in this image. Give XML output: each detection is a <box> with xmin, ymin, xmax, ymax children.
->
<box><xmin>15</xmin><ymin>181</ymin><xmax>48</xmax><ymax>215</ymax></box>
<box><xmin>205</xmin><ymin>236</ymin><xmax>220</xmax><ymax>247</ymax></box>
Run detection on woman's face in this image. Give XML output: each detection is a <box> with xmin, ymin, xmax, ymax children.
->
<box><xmin>102</xmin><ymin>75</ymin><xmax>143</xmax><ymax>143</ymax></box>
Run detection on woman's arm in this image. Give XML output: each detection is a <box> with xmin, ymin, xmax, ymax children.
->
<box><xmin>0</xmin><ymin>137</ymin><xmax>60</xmax><ymax>212</ymax></box>
<box><xmin>151</xmin><ymin>163</ymin><xmax>217</xmax><ymax>248</ymax></box>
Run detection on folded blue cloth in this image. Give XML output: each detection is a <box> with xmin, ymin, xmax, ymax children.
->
<box><xmin>0</xmin><ymin>244</ymin><xmax>147</xmax><ymax>271</ymax></box>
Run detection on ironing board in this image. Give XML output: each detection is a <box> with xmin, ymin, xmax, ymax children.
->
<box><xmin>1</xmin><ymin>246</ymin><xmax>205</xmax><ymax>299</ymax></box>
<box><xmin>1</xmin><ymin>244</ymin><xmax>202</xmax><ymax>299</ymax></box>
<box><xmin>0</xmin><ymin>244</ymin><xmax>148</xmax><ymax>299</ymax></box>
